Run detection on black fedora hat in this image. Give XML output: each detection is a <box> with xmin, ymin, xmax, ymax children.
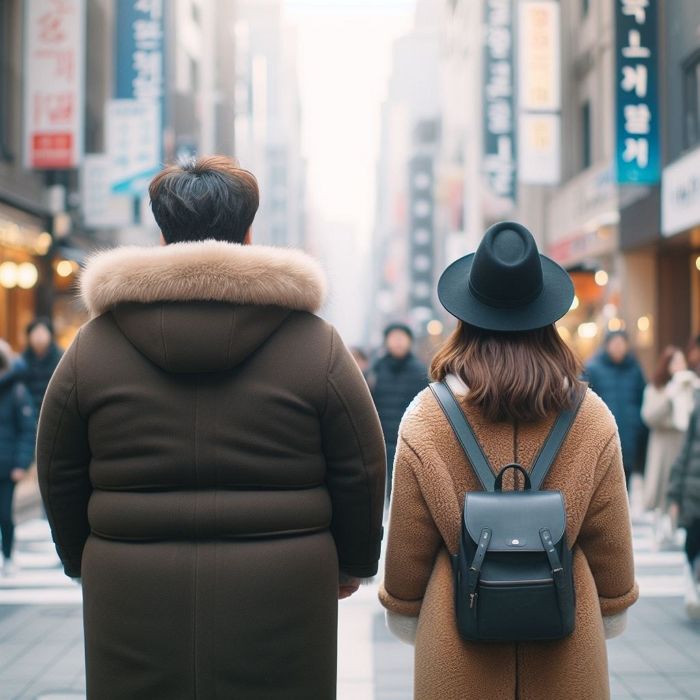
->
<box><xmin>437</xmin><ymin>221</ymin><xmax>574</xmax><ymax>332</ymax></box>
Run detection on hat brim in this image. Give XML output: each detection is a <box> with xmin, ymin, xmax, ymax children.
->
<box><xmin>437</xmin><ymin>253</ymin><xmax>574</xmax><ymax>332</ymax></box>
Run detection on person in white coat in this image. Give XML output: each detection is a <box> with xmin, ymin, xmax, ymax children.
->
<box><xmin>642</xmin><ymin>346</ymin><xmax>700</xmax><ymax>547</ymax></box>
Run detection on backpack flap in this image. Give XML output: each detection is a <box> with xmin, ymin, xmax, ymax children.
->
<box><xmin>464</xmin><ymin>491</ymin><xmax>566</xmax><ymax>552</ymax></box>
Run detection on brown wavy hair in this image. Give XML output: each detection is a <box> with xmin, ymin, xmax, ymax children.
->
<box><xmin>652</xmin><ymin>345</ymin><xmax>680</xmax><ymax>388</ymax></box>
<box><xmin>430</xmin><ymin>322</ymin><xmax>584</xmax><ymax>423</ymax></box>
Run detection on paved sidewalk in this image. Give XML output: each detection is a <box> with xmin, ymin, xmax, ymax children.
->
<box><xmin>1</xmin><ymin>514</ymin><xmax>699</xmax><ymax>699</ymax></box>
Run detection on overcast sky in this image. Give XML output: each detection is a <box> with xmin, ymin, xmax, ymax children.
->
<box><xmin>284</xmin><ymin>0</ymin><xmax>415</xmax><ymax>243</ymax></box>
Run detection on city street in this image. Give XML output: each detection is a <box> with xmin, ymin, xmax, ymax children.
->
<box><xmin>0</xmin><ymin>507</ymin><xmax>698</xmax><ymax>700</ymax></box>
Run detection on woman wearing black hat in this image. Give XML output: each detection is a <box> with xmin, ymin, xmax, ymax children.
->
<box><xmin>379</xmin><ymin>222</ymin><xmax>638</xmax><ymax>699</ymax></box>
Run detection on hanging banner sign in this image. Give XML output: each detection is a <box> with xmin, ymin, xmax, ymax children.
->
<box><xmin>115</xmin><ymin>0</ymin><xmax>165</xmax><ymax>101</ymax></box>
<box><xmin>23</xmin><ymin>0</ymin><xmax>86</xmax><ymax>169</ymax></box>
<box><xmin>112</xmin><ymin>0</ymin><xmax>164</xmax><ymax>194</ymax></box>
<box><xmin>518</xmin><ymin>0</ymin><xmax>560</xmax><ymax>112</ymax></box>
<box><xmin>107</xmin><ymin>99</ymin><xmax>161</xmax><ymax>195</ymax></box>
<box><xmin>615</xmin><ymin>0</ymin><xmax>660</xmax><ymax>184</ymax></box>
<box><xmin>482</xmin><ymin>0</ymin><xmax>516</xmax><ymax>207</ymax></box>
<box><xmin>518</xmin><ymin>0</ymin><xmax>561</xmax><ymax>185</ymax></box>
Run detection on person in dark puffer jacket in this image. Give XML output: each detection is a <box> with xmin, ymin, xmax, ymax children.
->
<box><xmin>22</xmin><ymin>317</ymin><xmax>63</xmax><ymax>412</ymax></box>
<box><xmin>585</xmin><ymin>330</ymin><xmax>647</xmax><ymax>489</ymax></box>
<box><xmin>371</xmin><ymin>323</ymin><xmax>428</xmax><ymax>500</ymax></box>
<box><xmin>0</xmin><ymin>340</ymin><xmax>37</xmax><ymax>576</ymax></box>
<box><xmin>668</xmin><ymin>390</ymin><xmax>700</xmax><ymax>618</ymax></box>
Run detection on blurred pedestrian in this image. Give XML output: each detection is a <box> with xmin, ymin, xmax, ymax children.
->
<box><xmin>371</xmin><ymin>323</ymin><xmax>427</xmax><ymax>500</ymax></box>
<box><xmin>380</xmin><ymin>222</ymin><xmax>637</xmax><ymax>699</ymax></box>
<box><xmin>585</xmin><ymin>330</ymin><xmax>647</xmax><ymax>489</ymax></box>
<box><xmin>22</xmin><ymin>317</ymin><xmax>63</xmax><ymax>412</ymax></box>
<box><xmin>687</xmin><ymin>333</ymin><xmax>700</xmax><ymax>375</ymax></box>
<box><xmin>0</xmin><ymin>340</ymin><xmax>36</xmax><ymax>577</ymax></box>
<box><xmin>349</xmin><ymin>346</ymin><xmax>373</xmax><ymax>384</ymax></box>
<box><xmin>642</xmin><ymin>346</ymin><xmax>699</xmax><ymax>548</ymax></box>
<box><xmin>37</xmin><ymin>156</ymin><xmax>385</xmax><ymax>699</ymax></box>
<box><xmin>668</xmin><ymin>388</ymin><xmax>700</xmax><ymax>619</ymax></box>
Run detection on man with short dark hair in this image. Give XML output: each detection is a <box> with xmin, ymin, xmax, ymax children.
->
<box><xmin>371</xmin><ymin>323</ymin><xmax>428</xmax><ymax>501</ymax></box>
<box><xmin>37</xmin><ymin>156</ymin><xmax>386</xmax><ymax>699</ymax></box>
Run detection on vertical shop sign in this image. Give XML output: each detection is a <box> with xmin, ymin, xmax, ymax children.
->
<box><xmin>409</xmin><ymin>154</ymin><xmax>435</xmax><ymax>321</ymax></box>
<box><xmin>483</xmin><ymin>0</ymin><xmax>516</xmax><ymax>207</ymax></box>
<box><xmin>615</xmin><ymin>0</ymin><xmax>660</xmax><ymax>184</ymax></box>
<box><xmin>111</xmin><ymin>0</ymin><xmax>164</xmax><ymax>194</ymax></box>
<box><xmin>518</xmin><ymin>0</ymin><xmax>561</xmax><ymax>184</ymax></box>
<box><xmin>23</xmin><ymin>0</ymin><xmax>86</xmax><ymax>169</ymax></box>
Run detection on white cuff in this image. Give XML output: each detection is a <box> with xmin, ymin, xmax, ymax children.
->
<box><xmin>603</xmin><ymin>611</ymin><xmax>627</xmax><ymax>640</ymax></box>
<box><xmin>386</xmin><ymin>609</ymin><xmax>418</xmax><ymax>645</ymax></box>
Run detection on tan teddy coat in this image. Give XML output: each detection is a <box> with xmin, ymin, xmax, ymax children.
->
<box><xmin>379</xmin><ymin>382</ymin><xmax>638</xmax><ymax>700</ymax></box>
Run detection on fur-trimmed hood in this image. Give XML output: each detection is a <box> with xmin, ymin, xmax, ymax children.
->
<box><xmin>79</xmin><ymin>241</ymin><xmax>328</xmax><ymax>374</ymax></box>
<box><xmin>80</xmin><ymin>241</ymin><xmax>327</xmax><ymax>318</ymax></box>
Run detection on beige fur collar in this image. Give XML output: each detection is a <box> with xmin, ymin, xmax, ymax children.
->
<box><xmin>80</xmin><ymin>240</ymin><xmax>327</xmax><ymax>317</ymax></box>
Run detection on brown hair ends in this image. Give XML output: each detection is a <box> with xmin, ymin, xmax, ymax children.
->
<box><xmin>149</xmin><ymin>156</ymin><xmax>259</xmax><ymax>244</ymax></box>
<box><xmin>430</xmin><ymin>322</ymin><xmax>584</xmax><ymax>423</ymax></box>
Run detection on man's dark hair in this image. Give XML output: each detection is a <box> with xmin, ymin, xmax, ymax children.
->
<box><xmin>26</xmin><ymin>317</ymin><xmax>54</xmax><ymax>337</ymax></box>
<box><xmin>384</xmin><ymin>323</ymin><xmax>413</xmax><ymax>340</ymax></box>
<box><xmin>149</xmin><ymin>156</ymin><xmax>260</xmax><ymax>244</ymax></box>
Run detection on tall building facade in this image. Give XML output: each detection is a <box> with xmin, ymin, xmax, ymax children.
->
<box><xmin>234</xmin><ymin>0</ymin><xmax>306</xmax><ymax>248</ymax></box>
<box><xmin>370</xmin><ymin>0</ymin><xmax>443</xmax><ymax>346</ymax></box>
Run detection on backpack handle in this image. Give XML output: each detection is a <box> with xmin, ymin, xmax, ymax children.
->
<box><xmin>494</xmin><ymin>464</ymin><xmax>531</xmax><ymax>491</ymax></box>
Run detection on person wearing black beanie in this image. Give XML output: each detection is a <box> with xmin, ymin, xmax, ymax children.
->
<box><xmin>371</xmin><ymin>323</ymin><xmax>428</xmax><ymax>501</ymax></box>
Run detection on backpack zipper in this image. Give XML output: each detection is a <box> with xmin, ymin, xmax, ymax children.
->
<box><xmin>479</xmin><ymin>578</ymin><xmax>553</xmax><ymax>586</ymax></box>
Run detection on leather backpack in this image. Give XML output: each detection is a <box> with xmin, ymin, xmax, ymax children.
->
<box><xmin>430</xmin><ymin>381</ymin><xmax>585</xmax><ymax>643</ymax></box>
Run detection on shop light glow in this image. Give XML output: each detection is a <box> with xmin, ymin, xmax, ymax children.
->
<box><xmin>0</xmin><ymin>261</ymin><xmax>18</xmax><ymax>289</ymax></box>
<box><xmin>16</xmin><ymin>263</ymin><xmax>38</xmax><ymax>289</ymax></box>
<box><xmin>56</xmin><ymin>260</ymin><xmax>74</xmax><ymax>277</ymax></box>
<box><xmin>557</xmin><ymin>326</ymin><xmax>572</xmax><ymax>342</ymax></box>
<box><xmin>594</xmin><ymin>270</ymin><xmax>609</xmax><ymax>286</ymax></box>
<box><xmin>637</xmin><ymin>315</ymin><xmax>651</xmax><ymax>333</ymax></box>
<box><xmin>608</xmin><ymin>318</ymin><xmax>623</xmax><ymax>331</ymax></box>
<box><xmin>34</xmin><ymin>232</ymin><xmax>53</xmax><ymax>255</ymax></box>
<box><xmin>427</xmin><ymin>320</ymin><xmax>443</xmax><ymax>336</ymax></box>
<box><xmin>577</xmin><ymin>322</ymin><xmax>599</xmax><ymax>339</ymax></box>
<box><xmin>696</xmin><ymin>256</ymin><xmax>700</xmax><ymax>272</ymax></box>
<box><xmin>569</xmin><ymin>295</ymin><xmax>579</xmax><ymax>311</ymax></box>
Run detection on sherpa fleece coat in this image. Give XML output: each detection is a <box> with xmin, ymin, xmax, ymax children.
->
<box><xmin>37</xmin><ymin>241</ymin><xmax>386</xmax><ymax>700</ymax></box>
<box><xmin>379</xmin><ymin>377</ymin><xmax>638</xmax><ymax>700</ymax></box>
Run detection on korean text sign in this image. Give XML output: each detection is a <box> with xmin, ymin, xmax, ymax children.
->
<box><xmin>113</xmin><ymin>0</ymin><xmax>164</xmax><ymax>194</ymax></box>
<box><xmin>483</xmin><ymin>0</ymin><xmax>517</xmax><ymax>206</ymax></box>
<box><xmin>615</xmin><ymin>0</ymin><xmax>660</xmax><ymax>184</ymax></box>
<box><xmin>23</xmin><ymin>0</ymin><xmax>85</xmax><ymax>169</ymax></box>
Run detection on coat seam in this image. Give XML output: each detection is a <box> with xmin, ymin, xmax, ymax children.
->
<box><xmin>326</xmin><ymin>371</ymin><xmax>374</xmax><ymax>567</ymax></box>
<box><xmin>160</xmin><ymin>306</ymin><xmax>170</xmax><ymax>372</ymax></box>
<box><xmin>225</xmin><ymin>309</ymin><xmax>237</xmax><ymax>365</ymax></box>
<box><xmin>44</xmin><ymin>382</ymin><xmax>81</xmax><ymax>570</ymax></box>
<box><xmin>73</xmin><ymin>328</ymin><xmax>85</xmax><ymax>421</ymax></box>
<box><xmin>192</xmin><ymin>379</ymin><xmax>200</xmax><ymax>699</ymax></box>
<box><xmin>323</xmin><ymin>326</ymin><xmax>335</xmax><ymax>416</ymax></box>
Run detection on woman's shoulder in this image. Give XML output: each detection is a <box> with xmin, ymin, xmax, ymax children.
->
<box><xmin>578</xmin><ymin>387</ymin><xmax>619</xmax><ymax>446</ymax></box>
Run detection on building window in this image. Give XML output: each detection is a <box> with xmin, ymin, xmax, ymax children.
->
<box><xmin>581</xmin><ymin>101</ymin><xmax>592</xmax><ymax>170</ymax></box>
<box><xmin>683</xmin><ymin>51</ymin><xmax>700</xmax><ymax>150</ymax></box>
<box><xmin>582</xmin><ymin>0</ymin><xmax>590</xmax><ymax>17</ymax></box>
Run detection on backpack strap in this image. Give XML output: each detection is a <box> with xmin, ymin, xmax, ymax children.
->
<box><xmin>528</xmin><ymin>384</ymin><xmax>588</xmax><ymax>491</ymax></box>
<box><xmin>429</xmin><ymin>381</ymin><xmax>495</xmax><ymax>492</ymax></box>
